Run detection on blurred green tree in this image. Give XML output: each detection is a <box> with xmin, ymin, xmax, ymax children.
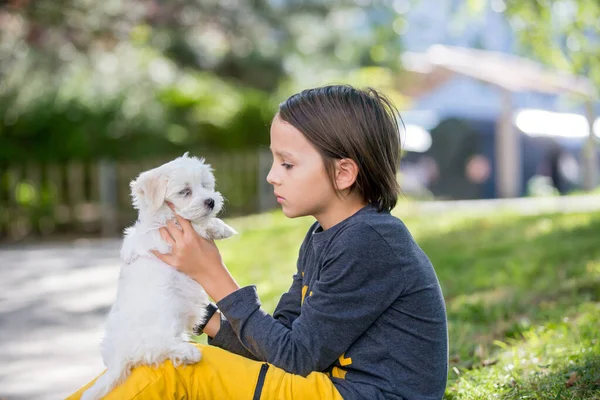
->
<box><xmin>464</xmin><ymin>0</ymin><xmax>599</xmax><ymax>92</ymax></box>
<box><xmin>504</xmin><ymin>0</ymin><xmax>599</xmax><ymax>91</ymax></box>
<box><xmin>1</xmin><ymin>0</ymin><xmax>403</xmax><ymax>91</ymax></box>
<box><xmin>0</xmin><ymin>0</ymin><xmax>407</xmax><ymax>162</ymax></box>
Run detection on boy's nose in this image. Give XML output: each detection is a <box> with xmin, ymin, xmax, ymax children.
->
<box><xmin>266</xmin><ymin>168</ymin><xmax>279</xmax><ymax>185</ymax></box>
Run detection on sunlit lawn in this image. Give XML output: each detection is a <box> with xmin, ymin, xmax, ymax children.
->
<box><xmin>199</xmin><ymin>204</ymin><xmax>600</xmax><ymax>399</ymax></box>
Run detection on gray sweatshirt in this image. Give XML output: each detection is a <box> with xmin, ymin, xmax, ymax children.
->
<box><xmin>209</xmin><ymin>204</ymin><xmax>448</xmax><ymax>399</ymax></box>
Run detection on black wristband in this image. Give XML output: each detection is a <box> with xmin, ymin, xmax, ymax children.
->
<box><xmin>193</xmin><ymin>302</ymin><xmax>219</xmax><ymax>335</ymax></box>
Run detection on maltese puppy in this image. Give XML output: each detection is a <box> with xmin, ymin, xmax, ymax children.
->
<box><xmin>81</xmin><ymin>153</ymin><xmax>236</xmax><ymax>400</ymax></box>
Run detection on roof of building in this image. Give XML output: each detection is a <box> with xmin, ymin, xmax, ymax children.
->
<box><xmin>400</xmin><ymin>45</ymin><xmax>596</xmax><ymax>98</ymax></box>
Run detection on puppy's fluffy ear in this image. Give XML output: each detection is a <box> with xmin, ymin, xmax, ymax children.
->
<box><xmin>130</xmin><ymin>169</ymin><xmax>169</xmax><ymax>213</ymax></box>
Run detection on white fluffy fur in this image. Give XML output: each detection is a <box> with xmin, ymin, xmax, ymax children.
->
<box><xmin>81</xmin><ymin>153</ymin><xmax>236</xmax><ymax>400</ymax></box>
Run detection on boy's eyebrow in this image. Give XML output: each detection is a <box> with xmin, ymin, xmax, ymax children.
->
<box><xmin>270</xmin><ymin>148</ymin><xmax>295</xmax><ymax>159</ymax></box>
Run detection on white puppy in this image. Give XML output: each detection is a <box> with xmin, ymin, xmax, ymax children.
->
<box><xmin>81</xmin><ymin>153</ymin><xmax>236</xmax><ymax>400</ymax></box>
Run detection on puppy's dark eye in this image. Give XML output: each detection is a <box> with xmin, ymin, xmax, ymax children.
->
<box><xmin>178</xmin><ymin>187</ymin><xmax>192</xmax><ymax>197</ymax></box>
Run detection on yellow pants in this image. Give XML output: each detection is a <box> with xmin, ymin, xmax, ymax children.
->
<box><xmin>67</xmin><ymin>344</ymin><xmax>344</xmax><ymax>400</ymax></box>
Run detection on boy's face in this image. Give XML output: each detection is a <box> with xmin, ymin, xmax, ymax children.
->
<box><xmin>267</xmin><ymin>115</ymin><xmax>336</xmax><ymax>219</ymax></box>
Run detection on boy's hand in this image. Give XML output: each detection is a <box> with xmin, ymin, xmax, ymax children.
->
<box><xmin>151</xmin><ymin>203</ymin><xmax>240</xmax><ymax>302</ymax></box>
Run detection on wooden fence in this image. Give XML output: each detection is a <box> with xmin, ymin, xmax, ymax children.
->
<box><xmin>0</xmin><ymin>150</ymin><xmax>277</xmax><ymax>242</ymax></box>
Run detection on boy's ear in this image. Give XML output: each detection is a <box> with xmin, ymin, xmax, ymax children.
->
<box><xmin>130</xmin><ymin>169</ymin><xmax>169</xmax><ymax>213</ymax></box>
<box><xmin>335</xmin><ymin>158</ymin><xmax>359</xmax><ymax>191</ymax></box>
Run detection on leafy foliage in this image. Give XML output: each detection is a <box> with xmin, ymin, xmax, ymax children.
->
<box><xmin>0</xmin><ymin>0</ymin><xmax>409</xmax><ymax>162</ymax></box>
<box><xmin>503</xmin><ymin>0</ymin><xmax>600</xmax><ymax>91</ymax></box>
<box><xmin>1</xmin><ymin>0</ymin><xmax>403</xmax><ymax>91</ymax></box>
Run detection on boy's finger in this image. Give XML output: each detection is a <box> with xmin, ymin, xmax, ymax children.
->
<box><xmin>151</xmin><ymin>250</ymin><xmax>175</xmax><ymax>267</ymax></box>
<box><xmin>159</xmin><ymin>228</ymin><xmax>175</xmax><ymax>246</ymax></box>
<box><xmin>167</xmin><ymin>202</ymin><xmax>193</xmax><ymax>234</ymax></box>
<box><xmin>167</xmin><ymin>201</ymin><xmax>176</xmax><ymax>212</ymax></box>
<box><xmin>165</xmin><ymin>220</ymin><xmax>183</xmax><ymax>242</ymax></box>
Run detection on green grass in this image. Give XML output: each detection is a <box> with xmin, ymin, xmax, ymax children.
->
<box><xmin>202</xmin><ymin>205</ymin><xmax>600</xmax><ymax>399</ymax></box>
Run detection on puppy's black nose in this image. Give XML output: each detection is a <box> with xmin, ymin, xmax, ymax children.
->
<box><xmin>204</xmin><ymin>198</ymin><xmax>215</xmax><ymax>209</ymax></box>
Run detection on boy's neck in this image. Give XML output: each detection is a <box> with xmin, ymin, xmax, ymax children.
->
<box><xmin>315</xmin><ymin>195</ymin><xmax>367</xmax><ymax>231</ymax></box>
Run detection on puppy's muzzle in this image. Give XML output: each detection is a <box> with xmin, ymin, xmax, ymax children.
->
<box><xmin>204</xmin><ymin>198</ymin><xmax>215</xmax><ymax>209</ymax></box>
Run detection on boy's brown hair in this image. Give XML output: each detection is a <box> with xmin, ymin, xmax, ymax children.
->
<box><xmin>278</xmin><ymin>85</ymin><xmax>402</xmax><ymax>212</ymax></box>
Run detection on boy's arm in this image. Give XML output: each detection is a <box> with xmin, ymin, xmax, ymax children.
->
<box><xmin>206</xmin><ymin>312</ymin><xmax>259</xmax><ymax>360</ymax></box>
<box><xmin>206</xmin><ymin>270</ymin><xmax>303</xmax><ymax>357</ymax></box>
<box><xmin>215</xmin><ymin>223</ymin><xmax>408</xmax><ymax>377</ymax></box>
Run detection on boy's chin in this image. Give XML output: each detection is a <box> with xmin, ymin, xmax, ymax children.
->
<box><xmin>281</xmin><ymin>206</ymin><xmax>303</xmax><ymax>219</ymax></box>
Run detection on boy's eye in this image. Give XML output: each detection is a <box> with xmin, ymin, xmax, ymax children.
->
<box><xmin>282</xmin><ymin>163</ymin><xmax>293</xmax><ymax>170</ymax></box>
<box><xmin>178</xmin><ymin>187</ymin><xmax>192</xmax><ymax>197</ymax></box>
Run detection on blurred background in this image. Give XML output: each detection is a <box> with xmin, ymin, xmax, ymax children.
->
<box><xmin>0</xmin><ymin>0</ymin><xmax>598</xmax><ymax>243</ymax></box>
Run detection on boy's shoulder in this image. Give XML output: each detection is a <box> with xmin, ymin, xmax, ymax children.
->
<box><xmin>346</xmin><ymin>207</ymin><xmax>410</xmax><ymax>235</ymax></box>
<box><xmin>331</xmin><ymin>210</ymin><xmax>413</xmax><ymax>250</ymax></box>
<box><xmin>300</xmin><ymin>206</ymin><xmax>414</xmax><ymax>254</ymax></box>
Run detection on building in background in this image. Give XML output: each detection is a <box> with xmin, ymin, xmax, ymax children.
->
<box><xmin>395</xmin><ymin>0</ymin><xmax>599</xmax><ymax>200</ymax></box>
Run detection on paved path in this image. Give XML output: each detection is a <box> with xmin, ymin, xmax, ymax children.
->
<box><xmin>1</xmin><ymin>195</ymin><xmax>599</xmax><ymax>399</ymax></box>
<box><xmin>0</xmin><ymin>240</ymin><xmax>122</xmax><ymax>399</ymax></box>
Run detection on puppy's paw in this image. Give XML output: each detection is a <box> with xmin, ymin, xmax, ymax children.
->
<box><xmin>169</xmin><ymin>343</ymin><xmax>202</xmax><ymax>367</ymax></box>
<box><xmin>207</xmin><ymin>218</ymin><xmax>237</xmax><ymax>240</ymax></box>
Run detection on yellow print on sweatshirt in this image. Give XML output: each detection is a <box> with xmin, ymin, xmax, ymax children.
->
<box><xmin>328</xmin><ymin>353</ymin><xmax>353</xmax><ymax>379</ymax></box>
<box><xmin>301</xmin><ymin>286</ymin><xmax>313</xmax><ymax>305</ymax></box>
